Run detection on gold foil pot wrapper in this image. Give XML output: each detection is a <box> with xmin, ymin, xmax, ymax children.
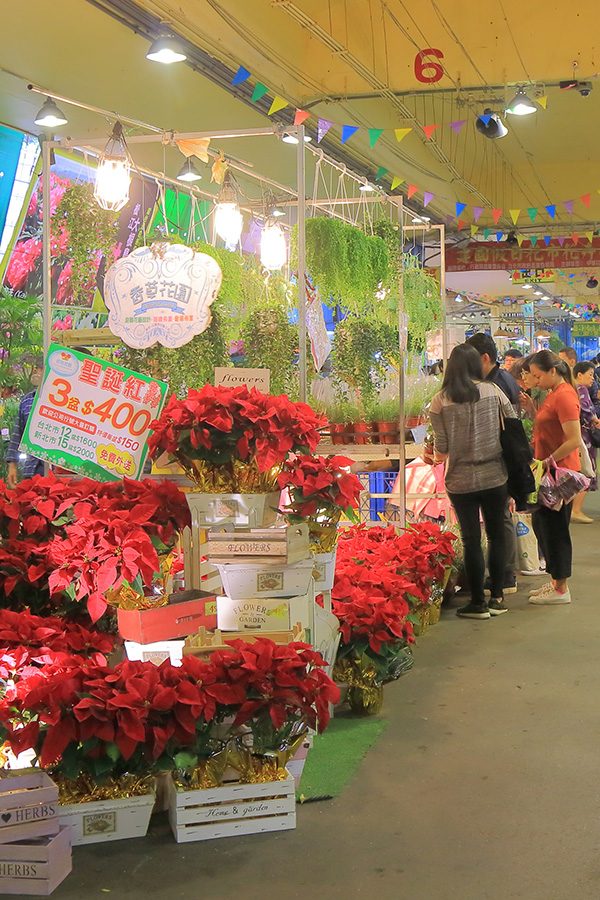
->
<box><xmin>227</xmin><ymin>748</ymin><xmax>292</xmax><ymax>784</ymax></box>
<box><xmin>347</xmin><ymin>683</ymin><xmax>384</xmax><ymax>716</ymax></box>
<box><xmin>307</xmin><ymin>512</ymin><xmax>342</xmax><ymax>553</ymax></box>
<box><xmin>105</xmin><ymin>584</ymin><xmax>169</xmax><ymax>611</ymax></box>
<box><xmin>334</xmin><ymin>657</ymin><xmax>384</xmax><ymax>715</ymax></box>
<box><xmin>54</xmin><ymin>773</ymin><xmax>155</xmax><ymax>804</ymax></box>
<box><xmin>176</xmin><ymin>454</ymin><xmax>281</xmax><ymax>493</ymax></box>
<box><xmin>172</xmin><ymin>749</ymin><xmax>230</xmax><ymax>791</ymax></box>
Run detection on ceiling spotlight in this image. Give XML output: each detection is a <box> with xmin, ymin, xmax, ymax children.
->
<box><xmin>282</xmin><ymin>132</ymin><xmax>312</xmax><ymax>144</ymax></box>
<box><xmin>506</xmin><ymin>88</ymin><xmax>537</xmax><ymax>116</ymax></box>
<box><xmin>412</xmin><ymin>215</ymin><xmax>430</xmax><ymax>224</ymax></box>
<box><xmin>476</xmin><ymin>109</ymin><xmax>508</xmax><ymax>139</ymax></box>
<box><xmin>454</xmin><ymin>294</ymin><xmax>463</xmax><ymax>303</ymax></box>
<box><xmin>176</xmin><ymin>157</ymin><xmax>202</xmax><ymax>182</ymax></box>
<box><xmin>534</xmin><ymin>290</ymin><xmax>544</xmax><ymax>296</ymax></box>
<box><xmin>269</xmin><ymin>205</ymin><xmax>285</xmax><ymax>218</ymax></box>
<box><xmin>146</xmin><ymin>34</ymin><xmax>187</xmax><ymax>64</ymax></box>
<box><xmin>214</xmin><ymin>171</ymin><xmax>243</xmax><ymax>250</ymax></box>
<box><xmin>359</xmin><ymin>180</ymin><xmax>376</xmax><ymax>192</ymax></box>
<box><xmin>522</xmin><ymin>283</ymin><xmax>532</xmax><ymax>290</ymax></box>
<box><xmin>586</xmin><ymin>276</ymin><xmax>598</xmax><ymax>289</ymax></box>
<box><xmin>34</xmin><ymin>97</ymin><xmax>68</xmax><ymax>128</ymax></box>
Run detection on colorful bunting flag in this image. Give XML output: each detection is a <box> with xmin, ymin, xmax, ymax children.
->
<box><xmin>492</xmin><ymin>208</ymin><xmax>502</xmax><ymax>225</ymax></box>
<box><xmin>564</xmin><ymin>199</ymin><xmax>574</xmax><ymax>214</ymax></box>
<box><xmin>538</xmin><ymin>96</ymin><xmax>548</xmax><ymax>110</ymax></box>
<box><xmin>545</xmin><ymin>204</ymin><xmax>556</xmax><ymax>219</ymax></box>
<box><xmin>479</xmin><ymin>114</ymin><xmax>492</xmax><ymax>126</ymax></box>
<box><xmin>457</xmin><ymin>219</ymin><xmax>465</xmax><ymax>231</ymax></box>
<box><xmin>251</xmin><ymin>83</ymin><xmax>269</xmax><ymax>103</ymax></box>
<box><xmin>375</xmin><ymin>166</ymin><xmax>388</xmax><ymax>182</ymax></box>
<box><xmin>268</xmin><ymin>96</ymin><xmax>289</xmax><ymax>116</ymax></box>
<box><xmin>341</xmin><ymin>125</ymin><xmax>359</xmax><ymax>144</ymax></box>
<box><xmin>544</xmin><ymin>235</ymin><xmax>552</xmax><ymax>247</ymax></box>
<box><xmin>483</xmin><ymin>228</ymin><xmax>491</xmax><ymax>240</ymax></box>
<box><xmin>450</xmin><ymin>120</ymin><xmax>467</xmax><ymax>134</ymax></box>
<box><xmin>368</xmin><ymin>128</ymin><xmax>384</xmax><ymax>148</ymax></box>
<box><xmin>407</xmin><ymin>184</ymin><xmax>418</xmax><ymax>199</ymax></box>
<box><xmin>390</xmin><ymin>176</ymin><xmax>404</xmax><ymax>191</ymax></box>
<box><xmin>470</xmin><ymin>225</ymin><xmax>479</xmax><ymax>237</ymax></box>
<box><xmin>422</xmin><ymin>124</ymin><xmax>439</xmax><ymax>140</ymax></box>
<box><xmin>294</xmin><ymin>109</ymin><xmax>310</xmax><ymax>126</ymax></box>
<box><xmin>496</xmin><ymin>231</ymin><xmax>503</xmax><ymax>242</ymax></box>
<box><xmin>456</xmin><ymin>201</ymin><xmax>467</xmax><ymax>218</ymax></box>
<box><xmin>423</xmin><ymin>191</ymin><xmax>434</xmax><ymax>207</ymax></box>
<box><xmin>586</xmin><ymin>231</ymin><xmax>595</xmax><ymax>243</ymax></box>
<box><xmin>232</xmin><ymin>66</ymin><xmax>251</xmax><ymax>86</ymax></box>
<box><xmin>527</xmin><ymin>208</ymin><xmax>538</xmax><ymax>222</ymax></box>
<box><xmin>394</xmin><ymin>128</ymin><xmax>412</xmax><ymax>143</ymax></box>
<box><xmin>317</xmin><ymin>118</ymin><xmax>333</xmax><ymax>143</ymax></box>
<box><xmin>473</xmin><ymin>207</ymin><xmax>484</xmax><ymax>223</ymax></box>
<box><xmin>517</xmin><ymin>235</ymin><xmax>525</xmax><ymax>247</ymax></box>
<box><xmin>557</xmin><ymin>236</ymin><xmax>566</xmax><ymax>246</ymax></box>
<box><xmin>509</xmin><ymin>209</ymin><xmax>520</xmax><ymax>225</ymax></box>
<box><xmin>581</xmin><ymin>193</ymin><xmax>591</xmax><ymax>208</ymax></box>
<box><xmin>572</xmin><ymin>232</ymin><xmax>580</xmax><ymax>244</ymax></box>
<box><xmin>530</xmin><ymin>236</ymin><xmax>538</xmax><ymax>247</ymax></box>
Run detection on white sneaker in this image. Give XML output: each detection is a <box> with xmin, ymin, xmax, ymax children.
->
<box><xmin>529</xmin><ymin>582</ymin><xmax>553</xmax><ymax>597</ymax></box>
<box><xmin>529</xmin><ymin>589</ymin><xmax>571</xmax><ymax>605</ymax></box>
<box><xmin>520</xmin><ymin>569</ymin><xmax>546</xmax><ymax>577</ymax></box>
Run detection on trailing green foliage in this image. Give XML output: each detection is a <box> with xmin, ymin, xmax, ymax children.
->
<box><xmin>332</xmin><ymin>315</ymin><xmax>398</xmax><ymax>403</ymax></box>
<box><xmin>572</xmin><ymin>322</ymin><xmax>600</xmax><ymax>337</ymax></box>
<box><xmin>402</xmin><ymin>255</ymin><xmax>442</xmax><ymax>350</ymax></box>
<box><xmin>0</xmin><ymin>289</ymin><xmax>43</xmax><ymax>392</ymax></box>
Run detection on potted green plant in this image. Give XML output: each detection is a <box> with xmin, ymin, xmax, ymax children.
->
<box><xmin>326</xmin><ymin>400</ymin><xmax>356</xmax><ymax>444</ymax></box>
<box><xmin>404</xmin><ymin>376</ymin><xmax>439</xmax><ymax>431</ymax></box>
<box><xmin>366</xmin><ymin>397</ymin><xmax>400</xmax><ymax>444</ymax></box>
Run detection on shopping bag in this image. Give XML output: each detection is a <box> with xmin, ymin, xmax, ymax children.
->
<box><xmin>538</xmin><ymin>457</ymin><xmax>591</xmax><ymax>510</ymax></box>
<box><xmin>579</xmin><ymin>440</ymin><xmax>594</xmax><ymax>479</ymax></box>
<box><xmin>527</xmin><ymin>459</ymin><xmax>544</xmax><ymax>505</ymax></box>
<box><xmin>513</xmin><ymin>512</ymin><xmax>540</xmax><ymax>574</ymax></box>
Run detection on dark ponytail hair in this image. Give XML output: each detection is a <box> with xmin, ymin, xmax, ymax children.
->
<box><xmin>441</xmin><ymin>343</ymin><xmax>483</xmax><ymax>403</ymax></box>
<box><xmin>529</xmin><ymin>349</ymin><xmax>574</xmax><ymax>387</ymax></box>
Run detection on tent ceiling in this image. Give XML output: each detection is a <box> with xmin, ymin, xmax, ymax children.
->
<box><xmin>0</xmin><ymin>0</ymin><xmax>598</xmax><ymax>231</ymax></box>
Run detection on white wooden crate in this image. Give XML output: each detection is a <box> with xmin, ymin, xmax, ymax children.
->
<box><xmin>59</xmin><ymin>792</ymin><xmax>155</xmax><ymax>845</ymax></box>
<box><xmin>312</xmin><ymin>551</ymin><xmax>337</xmax><ymax>592</ymax></box>
<box><xmin>217</xmin><ymin>587</ymin><xmax>314</xmax><ymax>633</ymax></box>
<box><xmin>216</xmin><ymin>558</ymin><xmax>314</xmax><ymax>600</ymax></box>
<box><xmin>0</xmin><ymin>771</ymin><xmax>59</xmax><ymax>844</ymax></box>
<box><xmin>167</xmin><ymin>773</ymin><xmax>296</xmax><ymax>843</ymax></box>
<box><xmin>0</xmin><ymin>826</ymin><xmax>71</xmax><ymax>896</ymax></box>
<box><xmin>207</xmin><ymin>524</ymin><xmax>309</xmax><ymax>565</ymax></box>
<box><xmin>186</xmin><ymin>491</ymin><xmax>280</xmax><ymax>528</ymax></box>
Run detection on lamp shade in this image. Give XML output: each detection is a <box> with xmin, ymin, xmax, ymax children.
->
<box><xmin>94</xmin><ymin>122</ymin><xmax>131</xmax><ymax>212</ymax></box>
<box><xmin>34</xmin><ymin>97</ymin><xmax>68</xmax><ymax>128</ymax></box>
<box><xmin>176</xmin><ymin>158</ymin><xmax>202</xmax><ymax>182</ymax></box>
<box><xmin>506</xmin><ymin>89</ymin><xmax>537</xmax><ymax>116</ymax></box>
<box><xmin>146</xmin><ymin>35</ymin><xmax>187</xmax><ymax>64</ymax></box>
<box><xmin>260</xmin><ymin>221</ymin><xmax>287</xmax><ymax>270</ymax></box>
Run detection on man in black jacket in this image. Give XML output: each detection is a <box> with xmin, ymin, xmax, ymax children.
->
<box><xmin>467</xmin><ymin>333</ymin><xmax>519</xmax><ymax>595</ymax></box>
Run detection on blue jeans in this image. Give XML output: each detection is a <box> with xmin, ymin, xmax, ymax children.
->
<box><xmin>448</xmin><ymin>484</ymin><xmax>508</xmax><ymax>606</ymax></box>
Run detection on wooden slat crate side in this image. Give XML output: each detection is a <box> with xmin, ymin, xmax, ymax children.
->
<box><xmin>0</xmin><ymin>826</ymin><xmax>71</xmax><ymax>896</ymax></box>
<box><xmin>171</xmin><ymin>775</ymin><xmax>295</xmax><ymax>807</ymax></box>
<box><xmin>171</xmin><ymin>811</ymin><xmax>296</xmax><ymax>843</ymax></box>
<box><xmin>173</xmin><ymin>792</ymin><xmax>295</xmax><ymax>825</ymax></box>
<box><xmin>59</xmin><ymin>793</ymin><xmax>154</xmax><ymax>846</ymax></box>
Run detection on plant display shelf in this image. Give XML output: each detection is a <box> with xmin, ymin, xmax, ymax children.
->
<box><xmin>317</xmin><ymin>442</ymin><xmax>422</xmax><ymax>460</ymax></box>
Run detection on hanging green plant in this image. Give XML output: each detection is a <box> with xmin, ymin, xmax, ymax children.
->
<box><xmin>52</xmin><ymin>183</ymin><xmax>118</xmax><ymax>305</ymax></box>
<box><xmin>403</xmin><ymin>254</ymin><xmax>442</xmax><ymax>350</ymax></box>
<box><xmin>240</xmin><ymin>301</ymin><xmax>298</xmax><ymax>397</ymax></box>
<box><xmin>332</xmin><ymin>314</ymin><xmax>395</xmax><ymax>404</ymax></box>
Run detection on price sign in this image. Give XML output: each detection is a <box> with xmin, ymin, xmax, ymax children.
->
<box><xmin>20</xmin><ymin>344</ymin><xmax>168</xmax><ymax>481</ymax></box>
<box><xmin>512</xmin><ymin>268</ymin><xmax>555</xmax><ymax>284</ymax></box>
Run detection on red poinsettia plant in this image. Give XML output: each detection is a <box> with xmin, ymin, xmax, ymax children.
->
<box><xmin>277</xmin><ymin>454</ymin><xmax>362</xmax><ymax>523</ymax></box>
<box><xmin>148</xmin><ymin>384</ymin><xmax>325</xmax><ymax>474</ymax></box>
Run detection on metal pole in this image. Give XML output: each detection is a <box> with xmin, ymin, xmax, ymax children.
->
<box><xmin>439</xmin><ymin>224</ymin><xmax>448</xmax><ymax>366</ymax></box>
<box><xmin>397</xmin><ymin>197</ymin><xmax>406</xmax><ymax>525</ymax></box>
<box><xmin>296</xmin><ymin>125</ymin><xmax>307</xmax><ymax>402</ymax></box>
<box><xmin>42</xmin><ymin>138</ymin><xmax>52</xmax><ymax>357</ymax></box>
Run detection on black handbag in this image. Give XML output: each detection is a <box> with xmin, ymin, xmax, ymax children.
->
<box><xmin>496</xmin><ymin>394</ymin><xmax>536</xmax><ymax>509</ymax></box>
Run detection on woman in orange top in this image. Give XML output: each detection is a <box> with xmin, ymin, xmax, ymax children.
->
<box><xmin>528</xmin><ymin>350</ymin><xmax>582</xmax><ymax>606</ymax></box>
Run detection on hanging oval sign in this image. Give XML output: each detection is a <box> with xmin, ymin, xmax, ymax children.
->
<box><xmin>104</xmin><ymin>242</ymin><xmax>222</xmax><ymax>349</ymax></box>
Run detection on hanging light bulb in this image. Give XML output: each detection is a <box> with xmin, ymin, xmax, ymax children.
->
<box><xmin>506</xmin><ymin>88</ymin><xmax>537</xmax><ymax>116</ymax></box>
<box><xmin>214</xmin><ymin>172</ymin><xmax>243</xmax><ymax>249</ymax></box>
<box><xmin>146</xmin><ymin>34</ymin><xmax>187</xmax><ymax>64</ymax></box>
<box><xmin>34</xmin><ymin>97</ymin><xmax>68</xmax><ymax>128</ymax></box>
<box><xmin>94</xmin><ymin>122</ymin><xmax>131</xmax><ymax>212</ymax></box>
<box><xmin>176</xmin><ymin>157</ymin><xmax>202</xmax><ymax>182</ymax></box>
<box><xmin>260</xmin><ymin>220</ymin><xmax>287</xmax><ymax>270</ymax></box>
<box><xmin>476</xmin><ymin>109</ymin><xmax>508</xmax><ymax>139</ymax></box>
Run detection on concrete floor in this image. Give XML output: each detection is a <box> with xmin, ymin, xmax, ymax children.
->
<box><xmin>53</xmin><ymin>498</ymin><xmax>600</xmax><ymax>900</ymax></box>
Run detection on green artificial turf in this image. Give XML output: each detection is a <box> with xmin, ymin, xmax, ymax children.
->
<box><xmin>297</xmin><ymin>715</ymin><xmax>388</xmax><ymax>802</ymax></box>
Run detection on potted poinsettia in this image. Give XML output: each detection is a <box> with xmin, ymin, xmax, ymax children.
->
<box><xmin>278</xmin><ymin>455</ymin><xmax>362</xmax><ymax>571</ymax></box>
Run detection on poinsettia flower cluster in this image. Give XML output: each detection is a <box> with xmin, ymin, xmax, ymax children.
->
<box><xmin>0</xmin><ymin>473</ymin><xmax>190</xmax><ymax>621</ymax></box>
<box><xmin>277</xmin><ymin>454</ymin><xmax>362</xmax><ymax>520</ymax></box>
<box><xmin>0</xmin><ymin>609</ymin><xmax>114</xmax><ymax>658</ymax></box>
<box><xmin>0</xmin><ymin>639</ymin><xmax>337</xmax><ymax>780</ymax></box>
<box><xmin>148</xmin><ymin>384</ymin><xmax>325</xmax><ymax>472</ymax></box>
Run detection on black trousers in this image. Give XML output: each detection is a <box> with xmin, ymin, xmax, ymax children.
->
<box><xmin>448</xmin><ymin>484</ymin><xmax>508</xmax><ymax>606</ymax></box>
<box><xmin>532</xmin><ymin>503</ymin><xmax>572</xmax><ymax>580</ymax></box>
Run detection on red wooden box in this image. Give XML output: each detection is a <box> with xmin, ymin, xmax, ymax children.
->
<box><xmin>117</xmin><ymin>591</ymin><xmax>217</xmax><ymax>643</ymax></box>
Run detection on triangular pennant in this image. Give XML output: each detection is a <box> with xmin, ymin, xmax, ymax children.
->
<box><xmin>232</xmin><ymin>65</ymin><xmax>251</xmax><ymax>86</ymax></box>
<box><xmin>375</xmin><ymin>166</ymin><xmax>388</xmax><ymax>182</ymax></box>
<box><xmin>473</xmin><ymin>206</ymin><xmax>484</xmax><ymax>223</ymax></box>
<box><xmin>449</xmin><ymin>119</ymin><xmax>467</xmax><ymax>134</ymax></box>
<box><xmin>483</xmin><ymin>228</ymin><xmax>491</xmax><ymax>240</ymax></box>
<box><xmin>317</xmin><ymin>118</ymin><xmax>333</xmax><ymax>143</ymax></box>
<box><xmin>564</xmin><ymin>199</ymin><xmax>574</xmax><ymax>214</ymax></box>
<box><xmin>509</xmin><ymin>209</ymin><xmax>520</xmax><ymax>225</ymax></box>
<box><xmin>390</xmin><ymin>176</ymin><xmax>404</xmax><ymax>191</ymax></box>
<box><xmin>341</xmin><ymin>124</ymin><xmax>359</xmax><ymax>143</ymax></box>
<box><xmin>456</xmin><ymin>219</ymin><xmax>465</xmax><ymax>231</ymax></box>
<box><xmin>423</xmin><ymin>191</ymin><xmax>434</xmax><ymax>207</ymax></box>
<box><xmin>394</xmin><ymin>127</ymin><xmax>412</xmax><ymax>142</ymax></box>
<box><xmin>586</xmin><ymin>231</ymin><xmax>595</xmax><ymax>243</ymax></box>
<box><xmin>545</xmin><ymin>204</ymin><xmax>556</xmax><ymax>219</ymax></box>
<box><xmin>470</xmin><ymin>225</ymin><xmax>479</xmax><ymax>237</ymax></box>
<box><xmin>530</xmin><ymin>236</ymin><xmax>538</xmax><ymax>247</ymax></box>
<box><xmin>455</xmin><ymin>201</ymin><xmax>467</xmax><ymax>218</ymax></box>
<box><xmin>496</xmin><ymin>231</ymin><xmax>503</xmax><ymax>242</ymax></box>
<box><xmin>544</xmin><ymin>235</ymin><xmax>552</xmax><ymax>247</ymax></box>
<box><xmin>423</xmin><ymin>124</ymin><xmax>439</xmax><ymax>140</ymax></box>
<box><xmin>407</xmin><ymin>184</ymin><xmax>418</xmax><ymax>199</ymax></box>
<box><xmin>572</xmin><ymin>232</ymin><xmax>580</xmax><ymax>244</ymax></box>
<box><xmin>294</xmin><ymin>109</ymin><xmax>310</xmax><ymax>126</ymax></box>
<box><xmin>557</xmin><ymin>236</ymin><xmax>566</xmax><ymax>246</ymax></box>
<box><xmin>538</xmin><ymin>96</ymin><xmax>548</xmax><ymax>110</ymax></box>
<box><xmin>251</xmin><ymin>83</ymin><xmax>269</xmax><ymax>103</ymax></box>
<box><xmin>268</xmin><ymin>96</ymin><xmax>289</xmax><ymax>116</ymax></box>
<box><xmin>527</xmin><ymin>208</ymin><xmax>538</xmax><ymax>222</ymax></box>
<box><xmin>517</xmin><ymin>235</ymin><xmax>525</xmax><ymax>247</ymax></box>
<box><xmin>581</xmin><ymin>192</ymin><xmax>591</xmax><ymax>208</ymax></box>
<box><xmin>368</xmin><ymin>128</ymin><xmax>384</xmax><ymax>148</ymax></box>
<box><xmin>479</xmin><ymin>114</ymin><xmax>492</xmax><ymax>126</ymax></box>
<box><xmin>492</xmin><ymin>208</ymin><xmax>502</xmax><ymax>225</ymax></box>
